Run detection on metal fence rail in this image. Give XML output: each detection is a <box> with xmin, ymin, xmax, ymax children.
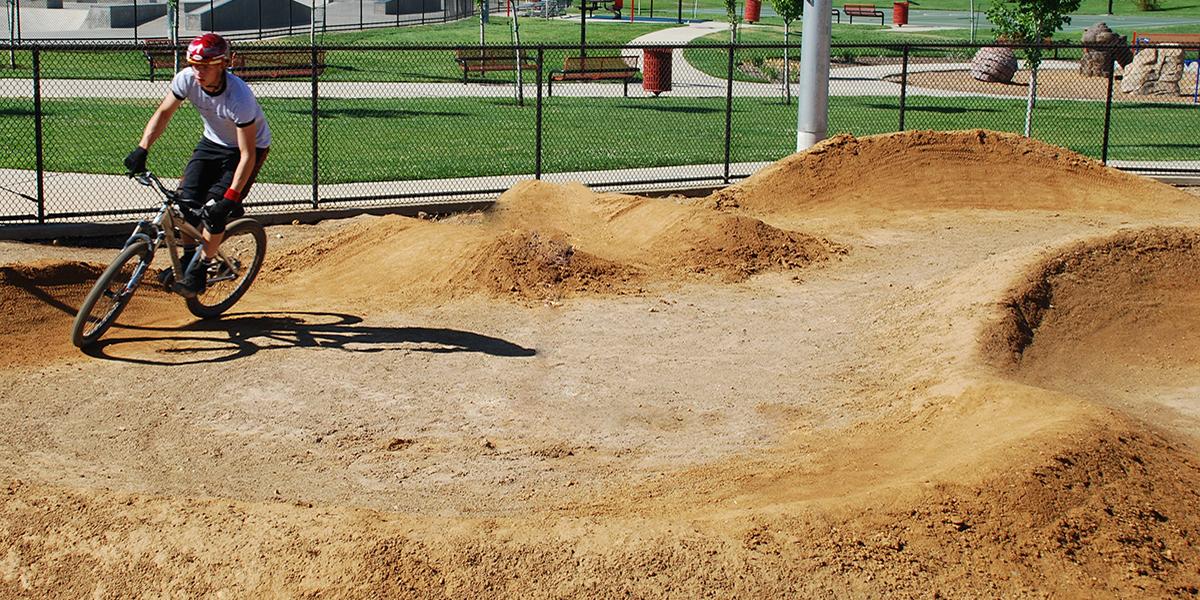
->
<box><xmin>1</xmin><ymin>40</ymin><xmax>1197</xmax><ymax>224</ymax></box>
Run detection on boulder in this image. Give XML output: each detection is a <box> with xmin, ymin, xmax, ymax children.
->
<box><xmin>1080</xmin><ymin>22</ymin><xmax>1133</xmax><ymax>77</ymax></box>
<box><xmin>971</xmin><ymin>46</ymin><xmax>1018</xmax><ymax>83</ymax></box>
<box><xmin>1120</xmin><ymin>47</ymin><xmax>1185</xmax><ymax>95</ymax></box>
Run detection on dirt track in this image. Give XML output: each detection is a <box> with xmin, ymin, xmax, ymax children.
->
<box><xmin>2</xmin><ymin>130</ymin><xmax>1199</xmax><ymax>597</ymax></box>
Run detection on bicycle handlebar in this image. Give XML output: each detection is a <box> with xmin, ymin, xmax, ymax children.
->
<box><xmin>130</xmin><ymin>170</ymin><xmax>177</xmax><ymax>202</ymax></box>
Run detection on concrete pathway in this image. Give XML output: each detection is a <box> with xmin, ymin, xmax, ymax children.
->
<box><xmin>0</xmin><ymin>161</ymin><xmax>760</xmax><ymax>224</ymax></box>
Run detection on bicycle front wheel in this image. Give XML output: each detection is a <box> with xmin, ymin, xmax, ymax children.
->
<box><xmin>186</xmin><ymin>218</ymin><xmax>266</xmax><ymax>319</ymax></box>
<box><xmin>71</xmin><ymin>240</ymin><xmax>153</xmax><ymax>348</ymax></box>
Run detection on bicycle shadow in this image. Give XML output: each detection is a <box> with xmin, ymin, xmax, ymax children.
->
<box><xmin>83</xmin><ymin>311</ymin><xmax>537</xmax><ymax>366</ymax></box>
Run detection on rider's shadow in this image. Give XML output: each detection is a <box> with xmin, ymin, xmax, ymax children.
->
<box><xmin>84</xmin><ymin>311</ymin><xmax>537</xmax><ymax>365</ymax></box>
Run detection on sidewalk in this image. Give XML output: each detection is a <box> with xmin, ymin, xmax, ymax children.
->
<box><xmin>0</xmin><ymin>160</ymin><xmax>761</xmax><ymax>225</ymax></box>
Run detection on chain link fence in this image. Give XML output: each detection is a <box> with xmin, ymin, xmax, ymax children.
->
<box><xmin>1</xmin><ymin>40</ymin><xmax>1197</xmax><ymax>224</ymax></box>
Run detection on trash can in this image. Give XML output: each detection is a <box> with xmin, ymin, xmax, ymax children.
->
<box><xmin>642</xmin><ymin>47</ymin><xmax>672</xmax><ymax>95</ymax></box>
<box><xmin>744</xmin><ymin>0</ymin><xmax>761</xmax><ymax>23</ymax></box>
<box><xmin>892</xmin><ymin>1</ymin><xmax>909</xmax><ymax>26</ymax></box>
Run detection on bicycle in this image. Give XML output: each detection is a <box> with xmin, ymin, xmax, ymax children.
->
<box><xmin>70</xmin><ymin>171</ymin><xmax>267</xmax><ymax>348</ymax></box>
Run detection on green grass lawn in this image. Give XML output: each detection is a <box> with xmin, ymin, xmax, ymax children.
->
<box><xmin>1</xmin><ymin>95</ymin><xmax>1193</xmax><ymax>185</ymax></box>
<box><xmin>0</xmin><ymin>17</ymin><xmax>677</xmax><ymax>82</ymax></box>
<box><xmin>3</xmin><ymin>8</ymin><xmax>1196</xmax><ymax>82</ymax></box>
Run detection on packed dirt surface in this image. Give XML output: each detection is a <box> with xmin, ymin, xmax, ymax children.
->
<box><xmin>2</xmin><ymin>130</ymin><xmax>1200</xmax><ymax>598</ymax></box>
<box><xmin>896</xmin><ymin>67</ymin><xmax>1200</xmax><ymax>103</ymax></box>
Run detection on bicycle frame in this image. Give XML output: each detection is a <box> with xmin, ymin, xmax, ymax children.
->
<box><xmin>127</xmin><ymin>172</ymin><xmax>237</xmax><ymax>290</ymax></box>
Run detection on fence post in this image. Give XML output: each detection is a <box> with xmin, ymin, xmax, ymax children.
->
<box><xmin>1101</xmin><ymin>64</ymin><xmax>1114</xmax><ymax>165</ymax></box>
<box><xmin>33</xmin><ymin>46</ymin><xmax>43</xmax><ymax>223</ymax></box>
<box><xmin>311</xmin><ymin>44</ymin><xmax>320</xmax><ymax>209</ymax></box>
<box><xmin>724</xmin><ymin>44</ymin><xmax>734</xmax><ymax>184</ymax></box>
<box><xmin>133</xmin><ymin>0</ymin><xmax>139</xmax><ymax>42</ymax></box>
<box><xmin>359</xmin><ymin>0</ymin><xmax>363</xmax><ymax>30</ymax></box>
<box><xmin>535</xmin><ymin>47</ymin><xmax>543</xmax><ymax>179</ymax></box>
<box><xmin>899</xmin><ymin>44</ymin><xmax>909</xmax><ymax>131</ymax></box>
<box><xmin>209</xmin><ymin>0</ymin><xmax>214</xmax><ymax>31</ymax></box>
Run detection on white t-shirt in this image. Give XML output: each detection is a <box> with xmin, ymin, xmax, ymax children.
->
<box><xmin>170</xmin><ymin>69</ymin><xmax>272</xmax><ymax>149</ymax></box>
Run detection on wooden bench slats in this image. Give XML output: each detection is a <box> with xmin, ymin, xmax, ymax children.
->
<box><xmin>548</xmin><ymin>54</ymin><xmax>639</xmax><ymax>97</ymax></box>
<box><xmin>843</xmin><ymin>3</ymin><xmax>884</xmax><ymax>25</ymax></box>
<box><xmin>143</xmin><ymin>41</ymin><xmax>326</xmax><ymax>82</ymax></box>
<box><xmin>454</xmin><ymin>49</ymin><xmax>536</xmax><ymax>83</ymax></box>
<box><xmin>230</xmin><ymin>49</ymin><xmax>327</xmax><ymax>80</ymax></box>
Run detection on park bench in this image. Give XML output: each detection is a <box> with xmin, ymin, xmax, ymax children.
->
<box><xmin>843</xmin><ymin>3</ymin><xmax>883</xmax><ymax>25</ymax></box>
<box><xmin>454</xmin><ymin>48</ymin><xmax>536</xmax><ymax>83</ymax></box>
<box><xmin>229</xmin><ymin>49</ymin><xmax>327</xmax><ymax>80</ymax></box>
<box><xmin>548</xmin><ymin>54</ymin><xmax>639</xmax><ymax>97</ymax></box>
<box><xmin>143</xmin><ymin>38</ymin><xmax>177</xmax><ymax>82</ymax></box>
<box><xmin>832</xmin><ymin>8</ymin><xmax>840</xmax><ymax>23</ymax></box>
<box><xmin>144</xmin><ymin>41</ymin><xmax>326</xmax><ymax>82</ymax></box>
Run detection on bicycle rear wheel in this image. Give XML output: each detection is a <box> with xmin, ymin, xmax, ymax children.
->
<box><xmin>186</xmin><ymin>218</ymin><xmax>266</xmax><ymax>319</ymax></box>
<box><xmin>71</xmin><ymin>240</ymin><xmax>153</xmax><ymax>348</ymax></box>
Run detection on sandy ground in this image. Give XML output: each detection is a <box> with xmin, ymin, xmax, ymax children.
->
<box><xmin>2</xmin><ymin>130</ymin><xmax>1200</xmax><ymax>597</ymax></box>
<box><xmin>897</xmin><ymin>67</ymin><xmax>1200</xmax><ymax>103</ymax></box>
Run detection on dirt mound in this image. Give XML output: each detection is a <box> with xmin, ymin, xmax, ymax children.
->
<box><xmin>4</xmin><ymin>387</ymin><xmax>1199</xmax><ymax>597</ymax></box>
<box><xmin>706</xmin><ymin>130</ymin><xmax>1197</xmax><ymax>216</ymax></box>
<box><xmin>265</xmin><ymin>181</ymin><xmax>838</xmax><ymax>309</ymax></box>
<box><xmin>492</xmin><ymin>181</ymin><xmax>842</xmax><ymax>281</ymax></box>
<box><xmin>983</xmin><ymin>227</ymin><xmax>1200</xmax><ymax>436</ymax></box>
<box><xmin>1</xmin><ymin>260</ymin><xmax>181</xmax><ymax>364</ymax></box>
<box><xmin>467</xmin><ymin>230</ymin><xmax>640</xmax><ymax>300</ymax></box>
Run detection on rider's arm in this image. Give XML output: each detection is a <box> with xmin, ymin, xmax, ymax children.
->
<box><xmin>227</xmin><ymin>120</ymin><xmax>258</xmax><ymax>196</ymax></box>
<box><xmin>137</xmin><ymin>92</ymin><xmax>183</xmax><ymax>151</ymax></box>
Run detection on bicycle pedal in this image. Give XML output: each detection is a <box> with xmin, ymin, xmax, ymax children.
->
<box><xmin>157</xmin><ymin>267</ymin><xmax>175</xmax><ymax>290</ymax></box>
<box><xmin>173</xmin><ymin>282</ymin><xmax>199</xmax><ymax>299</ymax></box>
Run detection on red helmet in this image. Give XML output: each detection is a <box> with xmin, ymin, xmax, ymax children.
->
<box><xmin>186</xmin><ymin>33</ymin><xmax>229</xmax><ymax>65</ymax></box>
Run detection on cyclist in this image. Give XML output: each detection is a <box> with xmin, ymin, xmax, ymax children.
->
<box><xmin>124</xmin><ymin>32</ymin><xmax>272</xmax><ymax>298</ymax></box>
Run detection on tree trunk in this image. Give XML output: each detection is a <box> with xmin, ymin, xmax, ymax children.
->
<box><xmin>511</xmin><ymin>13</ymin><xmax>523</xmax><ymax>105</ymax></box>
<box><xmin>168</xmin><ymin>1</ymin><xmax>179</xmax><ymax>73</ymax></box>
<box><xmin>1024</xmin><ymin>64</ymin><xmax>1038</xmax><ymax>136</ymax></box>
<box><xmin>783</xmin><ymin>22</ymin><xmax>791</xmax><ymax>104</ymax></box>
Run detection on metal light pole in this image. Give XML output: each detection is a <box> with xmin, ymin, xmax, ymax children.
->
<box><xmin>796</xmin><ymin>0</ymin><xmax>831</xmax><ymax>150</ymax></box>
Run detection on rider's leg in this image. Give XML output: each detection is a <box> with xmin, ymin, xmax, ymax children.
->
<box><xmin>175</xmin><ymin>147</ymin><xmax>224</xmax><ymax>297</ymax></box>
<box><xmin>199</xmin><ymin>146</ymin><xmax>268</xmax><ymax>261</ymax></box>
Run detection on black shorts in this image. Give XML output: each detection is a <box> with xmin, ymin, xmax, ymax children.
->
<box><xmin>177</xmin><ymin>137</ymin><xmax>269</xmax><ymax>228</ymax></box>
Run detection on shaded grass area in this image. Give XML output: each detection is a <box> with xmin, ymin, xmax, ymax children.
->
<box><xmin>0</xmin><ymin>95</ymin><xmax>1194</xmax><ymax>184</ymax></box>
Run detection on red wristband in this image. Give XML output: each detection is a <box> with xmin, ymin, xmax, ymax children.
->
<box><xmin>223</xmin><ymin>188</ymin><xmax>242</xmax><ymax>202</ymax></box>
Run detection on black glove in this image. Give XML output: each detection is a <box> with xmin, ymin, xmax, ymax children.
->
<box><xmin>124</xmin><ymin>146</ymin><xmax>148</xmax><ymax>174</ymax></box>
<box><xmin>201</xmin><ymin>195</ymin><xmax>244</xmax><ymax>235</ymax></box>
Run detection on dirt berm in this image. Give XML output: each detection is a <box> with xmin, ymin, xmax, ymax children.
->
<box><xmin>1</xmin><ymin>130</ymin><xmax>1198</xmax><ymax>598</ymax></box>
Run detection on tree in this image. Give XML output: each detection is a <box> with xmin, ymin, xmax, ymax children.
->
<box><xmin>772</xmin><ymin>0</ymin><xmax>802</xmax><ymax>104</ymax></box>
<box><xmin>475</xmin><ymin>0</ymin><xmax>487</xmax><ymax>45</ymax></box>
<box><xmin>986</xmin><ymin>0</ymin><xmax>1080</xmax><ymax>136</ymax></box>
<box><xmin>167</xmin><ymin>0</ymin><xmax>180</xmax><ymax>72</ymax></box>
<box><xmin>511</xmin><ymin>7</ymin><xmax>524</xmax><ymax>105</ymax></box>
<box><xmin>724</xmin><ymin>0</ymin><xmax>740</xmax><ymax>43</ymax></box>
